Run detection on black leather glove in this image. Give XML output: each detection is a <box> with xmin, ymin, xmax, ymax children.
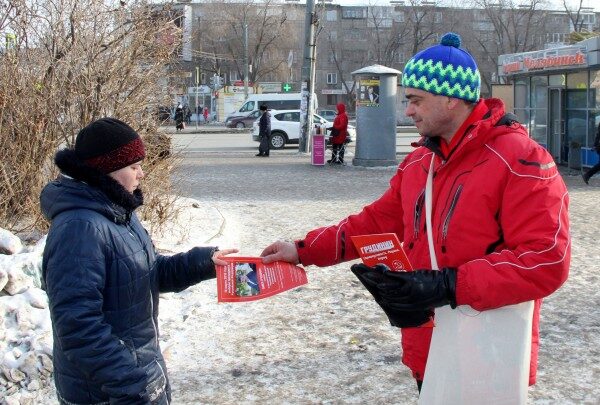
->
<box><xmin>351</xmin><ymin>264</ymin><xmax>433</xmax><ymax>328</ymax></box>
<box><xmin>373</xmin><ymin>267</ymin><xmax>458</xmax><ymax>311</ymax></box>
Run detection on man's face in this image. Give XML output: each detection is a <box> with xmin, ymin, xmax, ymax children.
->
<box><xmin>404</xmin><ymin>88</ymin><xmax>454</xmax><ymax>138</ymax></box>
<box><xmin>109</xmin><ymin>161</ymin><xmax>144</xmax><ymax>193</ymax></box>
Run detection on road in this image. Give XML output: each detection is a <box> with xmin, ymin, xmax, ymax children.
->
<box><xmin>169</xmin><ymin>129</ymin><xmax>420</xmax><ymax>155</ymax></box>
<box><xmin>165</xmin><ymin>129</ymin><xmax>599</xmax><ymax>404</ymax></box>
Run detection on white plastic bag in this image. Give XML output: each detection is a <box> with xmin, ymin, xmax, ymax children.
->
<box><xmin>419</xmin><ymin>302</ymin><xmax>534</xmax><ymax>405</ymax></box>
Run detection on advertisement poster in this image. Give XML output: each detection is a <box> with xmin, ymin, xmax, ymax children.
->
<box><xmin>351</xmin><ymin>233</ymin><xmax>412</xmax><ymax>271</ymax></box>
<box><xmin>216</xmin><ymin>257</ymin><xmax>308</xmax><ymax>302</ymax></box>
<box><xmin>356</xmin><ymin>77</ymin><xmax>380</xmax><ymax>107</ymax></box>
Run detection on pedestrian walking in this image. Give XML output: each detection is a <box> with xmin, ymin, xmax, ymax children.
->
<box><xmin>256</xmin><ymin>105</ymin><xmax>271</xmax><ymax>157</ymax></box>
<box><xmin>40</xmin><ymin>117</ymin><xmax>237</xmax><ymax>404</ymax></box>
<box><xmin>582</xmin><ymin>120</ymin><xmax>600</xmax><ymax>184</ymax></box>
<box><xmin>174</xmin><ymin>104</ymin><xmax>185</xmax><ymax>131</ymax></box>
<box><xmin>260</xmin><ymin>33</ymin><xmax>570</xmax><ymax>398</ymax></box>
<box><xmin>327</xmin><ymin>103</ymin><xmax>348</xmax><ymax>164</ymax></box>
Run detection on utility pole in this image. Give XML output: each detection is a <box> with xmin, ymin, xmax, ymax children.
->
<box><xmin>195</xmin><ymin>67</ymin><xmax>200</xmax><ymax>129</ymax></box>
<box><xmin>244</xmin><ymin>22</ymin><xmax>249</xmax><ymax>100</ymax></box>
<box><xmin>298</xmin><ymin>0</ymin><xmax>316</xmax><ymax>153</ymax></box>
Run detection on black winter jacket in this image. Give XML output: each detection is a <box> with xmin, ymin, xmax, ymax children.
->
<box><xmin>41</xmin><ymin>150</ymin><xmax>217</xmax><ymax>405</ymax></box>
<box><xmin>259</xmin><ymin>111</ymin><xmax>271</xmax><ymax>138</ymax></box>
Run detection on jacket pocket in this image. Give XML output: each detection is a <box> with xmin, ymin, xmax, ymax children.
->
<box><xmin>144</xmin><ymin>359</ymin><xmax>168</xmax><ymax>404</ymax></box>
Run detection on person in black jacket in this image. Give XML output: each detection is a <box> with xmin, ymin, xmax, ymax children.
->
<box><xmin>256</xmin><ymin>104</ymin><xmax>271</xmax><ymax>157</ymax></box>
<box><xmin>582</xmin><ymin>121</ymin><xmax>600</xmax><ymax>184</ymax></box>
<box><xmin>40</xmin><ymin>118</ymin><xmax>237</xmax><ymax>405</ymax></box>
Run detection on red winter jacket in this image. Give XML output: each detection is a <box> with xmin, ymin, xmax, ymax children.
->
<box><xmin>296</xmin><ymin>98</ymin><xmax>570</xmax><ymax>385</ymax></box>
<box><xmin>331</xmin><ymin>103</ymin><xmax>348</xmax><ymax>145</ymax></box>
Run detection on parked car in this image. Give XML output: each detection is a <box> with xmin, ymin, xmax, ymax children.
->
<box><xmin>225</xmin><ymin>110</ymin><xmax>262</xmax><ymax>129</ymax></box>
<box><xmin>155</xmin><ymin>106</ymin><xmax>171</xmax><ymax>124</ymax></box>
<box><xmin>317</xmin><ymin>109</ymin><xmax>337</xmax><ymax>121</ymax></box>
<box><xmin>252</xmin><ymin>109</ymin><xmax>355</xmax><ymax>149</ymax></box>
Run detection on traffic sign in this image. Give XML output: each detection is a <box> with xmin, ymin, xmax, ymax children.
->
<box><xmin>282</xmin><ymin>83</ymin><xmax>293</xmax><ymax>92</ymax></box>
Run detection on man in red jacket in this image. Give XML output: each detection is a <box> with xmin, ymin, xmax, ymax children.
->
<box><xmin>261</xmin><ymin>32</ymin><xmax>570</xmax><ymax>394</ymax></box>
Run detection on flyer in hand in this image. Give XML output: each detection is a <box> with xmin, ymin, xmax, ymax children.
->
<box><xmin>216</xmin><ymin>257</ymin><xmax>308</xmax><ymax>303</ymax></box>
<box><xmin>351</xmin><ymin>233</ymin><xmax>434</xmax><ymax>327</ymax></box>
<box><xmin>350</xmin><ymin>233</ymin><xmax>412</xmax><ymax>271</ymax></box>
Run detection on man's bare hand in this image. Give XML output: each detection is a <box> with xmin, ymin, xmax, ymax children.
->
<box><xmin>260</xmin><ymin>241</ymin><xmax>299</xmax><ymax>264</ymax></box>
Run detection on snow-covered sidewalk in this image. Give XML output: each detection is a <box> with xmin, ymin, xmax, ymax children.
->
<box><xmin>1</xmin><ymin>159</ymin><xmax>599</xmax><ymax>404</ymax></box>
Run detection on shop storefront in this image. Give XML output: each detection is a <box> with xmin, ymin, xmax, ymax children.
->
<box><xmin>498</xmin><ymin>36</ymin><xmax>600</xmax><ymax>167</ymax></box>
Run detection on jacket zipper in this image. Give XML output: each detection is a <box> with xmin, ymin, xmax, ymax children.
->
<box><xmin>127</xmin><ymin>222</ymin><xmax>159</xmax><ymax>348</ymax></box>
<box><xmin>441</xmin><ymin>185</ymin><xmax>463</xmax><ymax>253</ymax></box>
<box><xmin>410</xmin><ymin>189</ymin><xmax>425</xmax><ymax>248</ymax></box>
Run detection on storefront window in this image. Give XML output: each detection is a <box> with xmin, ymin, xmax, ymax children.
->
<box><xmin>514</xmin><ymin>78</ymin><xmax>529</xmax><ymax>108</ymax></box>
<box><xmin>589</xmin><ymin>70</ymin><xmax>600</xmax><ymax>109</ymax></box>
<box><xmin>531</xmin><ymin>76</ymin><xmax>548</xmax><ymax>107</ymax></box>
<box><xmin>565</xmin><ymin>110</ymin><xmax>587</xmax><ymax>147</ymax></box>
<box><xmin>530</xmin><ymin>76</ymin><xmax>548</xmax><ymax>145</ymax></box>
<box><xmin>566</xmin><ymin>71</ymin><xmax>588</xmax><ymax>108</ymax></box>
<box><xmin>549</xmin><ymin>74</ymin><xmax>565</xmax><ymax>87</ymax></box>
<box><xmin>530</xmin><ymin>108</ymin><xmax>548</xmax><ymax>145</ymax></box>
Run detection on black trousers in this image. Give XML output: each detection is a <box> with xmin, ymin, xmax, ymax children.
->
<box><xmin>331</xmin><ymin>144</ymin><xmax>344</xmax><ymax>163</ymax></box>
<box><xmin>258</xmin><ymin>135</ymin><xmax>270</xmax><ymax>156</ymax></box>
<box><xmin>584</xmin><ymin>151</ymin><xmax>600</xmax><ymax>180</ymax></box>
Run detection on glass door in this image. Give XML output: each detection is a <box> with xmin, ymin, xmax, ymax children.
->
<box><xmin>548</xmin><ymin>88</ymin><xmax>564</xmax><ymax>161</ymax></box>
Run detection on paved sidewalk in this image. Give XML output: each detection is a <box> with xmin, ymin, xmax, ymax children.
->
<box><xmin>166</xmin><ymin>147</ymin><xmax>600</xmax><ymax>404</ymax></box>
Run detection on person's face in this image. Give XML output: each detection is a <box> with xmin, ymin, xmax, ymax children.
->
<box><xmin>109</xmin><ymin>161</ymin><xmax>144</xmax><ymax>193</ymax></box>
<box><xmin>368</xmin><ymin>87</ymin><xmax>374</xmax><ymax>94</ymax></box>
<box><xmin>404</xmin><ymin>88</ymin><xmax>455</xmax><ymax>139</ymax></box>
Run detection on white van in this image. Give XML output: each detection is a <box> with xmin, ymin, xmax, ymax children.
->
<box><xmin>226</xmin><ymin>93</ymin><xmax>317</xmax><ymax>120</ymax></box>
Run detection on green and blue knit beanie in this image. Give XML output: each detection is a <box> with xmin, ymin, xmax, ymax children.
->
<box><xmin>402</xmin><ymin>32</ymin><xmax>480</xmax><ymax>103</ymax></box>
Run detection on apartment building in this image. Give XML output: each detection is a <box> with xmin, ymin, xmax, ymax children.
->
<box><xmin>171</xmin><ymin>1</ymin><xmax>598</xmax><ymax>112</ymax></box>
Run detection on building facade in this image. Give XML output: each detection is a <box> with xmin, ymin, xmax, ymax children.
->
<box><xmin>169</xmin><ymin>1</ymin><xmax>598</xmax><ymax>119</ymax></box>
<box><xmin>499</xmin><ymin>36</ymin><xmax>600</xmax><ymax>167</ymax></box>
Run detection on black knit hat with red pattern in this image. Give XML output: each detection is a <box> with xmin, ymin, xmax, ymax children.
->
<box><xmin>75</xmin><ymin>118</ymin><xmax>145</xmax><ymax>174</ymax></box>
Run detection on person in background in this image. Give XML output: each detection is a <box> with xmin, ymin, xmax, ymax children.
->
<box><xmin>184</xmin><ymin>104</ymin><xmax>192</xmax><ymax>125</ymax></box>
<box><xmin>41</xmin><ymin>118</ymin><xmax>237</xmax><ymax>404</ymax></box>
<box><xmin>174</xmin><ymin>104</ymin><xmax>184</xmax><ymax>131</ymax></box>
<box><xmin>260</xmin><ymin>33</ymin><xmax>570</xmax><ymax>394</ymax></box>
<box><xmin>203</xmin><ymin>106</ymin><xmax>209</xmax><ymax>124</ymax></box>
<box><xmin>582</xmin><ymin>120</ymin><xmax>600</xmax><ymax>184</ymax></box>
<box><xmin>327</xmin><ymin>103</ymin><xmax>348</xmax><ymax>164</ymax></box>
<box><xmin>256</xmin><ymin>104</ymin><xmax>271</xmax><ymax>157</ymax></box>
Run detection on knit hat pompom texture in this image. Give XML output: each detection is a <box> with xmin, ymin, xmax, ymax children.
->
<box><xmin>75</xmin><ymin>118</ymin><xmax>145</xmax><ymax>174</ymax></box>
<box><xmin>402</xmin><ymin>32</ymin><xmax>481</xmax><ymax>102</ymax></box>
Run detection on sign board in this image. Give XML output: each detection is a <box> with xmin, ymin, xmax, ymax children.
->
<box><xmin>229</xmin><ymin>86</ymin><xmax>255</xmax><ymax>94</ymax></box>
<box><xmin>499</xmin><ymin>45</ymin><xmax>588</xmax><ymax>76</ymax></box>
<box><xmin>187</xmin><ymin>86</ymin><xmax>211</xmax><ymax>94</ymax></box>
<box><xmin>259</xmin><ymin>82</ymin><xmax>283</xmax><ymax>93</ymax></box>
<box><xmin>322</xmin><ymin>89</ymin><xmax>347</xmax><ymax>95</ymax></box>
<box><xmin>312</xmin><ymin>133</ymin><xmax>326</xmax><ymax>165</ymax></box>
<box><xmin>282</xmin><ymin>82</ymin><xmax>294</xmax><ymax>92</ymax></box>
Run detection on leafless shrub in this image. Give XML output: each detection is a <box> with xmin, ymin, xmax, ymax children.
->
<box><xmin>0</xmin><ymin>0</ymin><xmax>184</xmax><ymax>233</ymax></box>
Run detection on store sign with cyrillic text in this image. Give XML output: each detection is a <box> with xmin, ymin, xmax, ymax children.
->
<box><xmin>499</xmin><ymin>46</ymin><xmax>588</xmax><ymax>76</ymax></box>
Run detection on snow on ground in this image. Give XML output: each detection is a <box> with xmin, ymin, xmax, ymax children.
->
<box><xmin>1</xmin><ymin>163</ymin><xmax>599</xmax><ymax>404</ymax></box>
